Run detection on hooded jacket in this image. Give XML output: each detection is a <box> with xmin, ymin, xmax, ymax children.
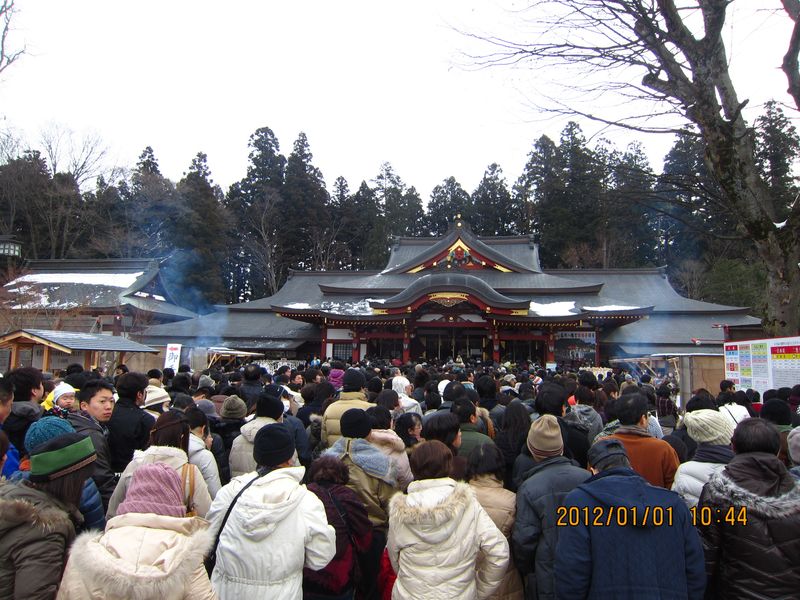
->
<box><xmin>57</xmin><ymin>513</ymin><xmax>215</xmax><ymax>600</ymax></box>
<box><xmin>0</xmin><ymin>481</ymin><xmax>77</xmax><ymax>600</ymax></box>
<box><xmin>563</xmin><ymin>404</ymin><xmax>603</xmax><ymax>443</ymax></box>
<box><xmin>228</xmin><ymin>416</ymin><xmax>277</xmax><ymax>477</ymax></box>
<box><xmin>367</xmin><ymin>428</ymin><xmax>413</xmax><ymax>490</ymax></box>
<box><xmin>3</xmin><ymin>400</ymin><xmax>43</xmax><ymax>453</ymax></box>
<box><xmin>388</xmin><ymin>478</ymin><xmax>509</xmax><ymax>600</ymax></box>
<box><xmin>107</xmin><ymin>398</ymin><xmax>155</xmax><ymax>472</ymax></box>
<box><xmin>555</xmin><ymin>467</ymin><xmax>705</xmax><ymax>600</ymax></box>
<box><xmin>206</xmin><ymin>467</ymin><xmax>336</xmax><ymax>600</ymax></box>
<box><xmin>512</xmin><ymin>456</ymin><xmax>590</xmax><ymax>600</ymax></box>
<box><xmin>107</xmin><ymin>446</ymin><xmax>212</xmax><ymax>519</ymax></box>
<box><xmin>671</xmin><ymin>444</ymin><xmax>734</xmax><ymax>508</ymax></box>
<box><xmin>698</xmin><ymin>452</ymin><xmax>800</xmax><ymax>599</ymax></box>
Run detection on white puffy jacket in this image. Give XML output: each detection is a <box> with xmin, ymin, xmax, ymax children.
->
<box><xmin>188</xmin><ymin>433</ymin><xmax>222</xmax><ymax>498</ymax></box>
<box><xmin>228</xmin><ymin>417</ymin><xmax>277</xmax><ymax>477</ymax></box>
<box><xmin>388</xmin><ymin>478</ymin><xmax>509</xmax><ymax>600</ymax></box>
<box><xmin>206</xmin><ymin>466</ymin><xmax>336</xmax><ymax>600</ymax></box>
<box><xmin>671</xmin><ymin>460</ymin><xmax>726</xmax><ymax>508</ymax></box>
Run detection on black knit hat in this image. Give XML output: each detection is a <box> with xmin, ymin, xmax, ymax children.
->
<box><xmin>253</xmin><ymin>423</ymin><xmax>295</xmax><ymax>467</ymax></box>
<box><xmin>340</xmin><ymin>408</ymin><xmax>372</xmax><ymax>439</ymax></box>
<box><xmin>342</xmin><ymin>368</ymin><xmax>366</xmax><ymax>392</ymax></box>
<box><xmin>256</xmin><ymin>391</ymin><xmax>285</xmax><ymax>419</ymax></box>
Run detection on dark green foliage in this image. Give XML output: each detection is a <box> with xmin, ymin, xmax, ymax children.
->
<box><xmin>427</xmin><ymin>176</ymin><xmax>472</xmax><ymax>235</ymax></box>
<box><xmin>471</xmin><ymin>163</ymin><xmax>515</xmax><ymax>236</ymax></box>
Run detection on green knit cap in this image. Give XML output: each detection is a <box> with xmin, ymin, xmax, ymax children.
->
<box><xmin>29</xmin><ymin>433</ymin><xmax>96</xmax><ymax>482</ymax></box>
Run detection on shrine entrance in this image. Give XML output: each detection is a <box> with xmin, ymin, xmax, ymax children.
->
<box><xmin>415</xmin><ymin>328</ymin><xmax>489</xmax><ymax>361</ymax></box>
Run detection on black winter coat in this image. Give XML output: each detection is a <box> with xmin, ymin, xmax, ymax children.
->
<box><xmin>512</xmin><ymin>456</ymin><xmax>590</xmax><ymax>600</ymax></box>
<box><xmin>66</xmin><ymin>411</ymin><xmax>117</xmax><ymax>510</ymax></box>
<box><xmin>106</xmin><ymin>398</ymin><xmax>155</xmax><ymax>472</ymax></box>
<box><xmin>698</xmin><ymin>452</ymin><xmax>800</xmax><ymax>599</ymax></box>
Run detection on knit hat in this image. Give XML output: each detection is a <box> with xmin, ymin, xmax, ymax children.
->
<box><xmin>340</xmin><ymin>408</ymin><xmax>372</xmax><ymax>439</ymax></box>
<box><xmin>684</xmin><ymin>409</ymin><xmax>735</xmax><ymax>445</ymax></box>
<box><xmin>220</xmin><ymin>395</ymin><xmax>247</xmax><ymax>419</ymax></box>
<box><xmin>257</xmin><ymin>391</ymin><xmax>285</xmax><ymax>419</ymax></box>
<box><xmin>342</xmin><ymin>368</ymin><xmax>366</xmax><ymax>392</ymax></box>
<box><xmin>52</xmin><ymin>382</ymin><xmax>76</xmax><ymax>405</ymax></box>
<box><xmin>503</xmin><ymin>374</ymin><xmax>517</xmax><ymax>384</ymax></box>
<box><xmin>253</xmin><ymin>423</ymin><xmax>295</xmax><ymax>467</ymax></box>
<box><xmin>195</xmin><ymin>399</ymin><xmax>218</xmax><ymax>419</ymax></box>
<box><xmin>29</xmin><ymin>432</ymin><xmax>96</xmax><ymax>482</ymax></box>
<box><xmin>588</xmin><ymin>438</ymin><xmax>628</xmax><ymax>470</ymax></box>
<box><xmin>527</xmin><ymin>414</ymin><xmax>563</xmax><ymax>460</ymax></box>
<box><xmin>24</xmin><ymin>416</ymin><xmax>75</xmax><ymax>454</ymax></box>
<box><xmin>143</xmin><ymin>384</ymin><xmax>171</xmax><ymax>409</ymax></box>
<box><xmin>787</xmin><ymin>427</ymin><xmax>800</xmax><ymax>465</ymax></box>
<box><xmin>117</xmin><ymin>463</ymin><xmax>186</xmax><ymax>518</ymax></box>
<box><xmin>197</xmin><ymin>375</ymin><xmax>216</xmax><ymax>391</ymax></box>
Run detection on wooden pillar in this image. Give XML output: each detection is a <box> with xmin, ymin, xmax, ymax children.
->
<box><xmin>10</xmin><ymin>342</ymin><xmax>19</xmax><ymax>369</ymax></box>
<box><xmin>84</xmin><ymin>351</ymin><xmax>94</xmax><ymax>371</ymax></box>
<box><xmin>402</xmin><ymin>330</ymin><xmax>410</xmax><ymax>364</ymax></box>
<box><xmin>320</xmin><ymin>324</ymin><xmax>328</xmax><ymax>361</ymax></box>
<box><xmin>41</xmin><ymin>345</ymin><xmax>51</xmax><ymax>373</ymax></box>
<box><xmin>594</xmin><ymin>327</ymin><xmax>601</xmax><ymax>367</ymax></box>
<box><xmin>351</xmin><ymin>329</ymin><xmax>360</xmax><ymax>364</ymax></box>
<box><xmin>492</xmin><ymin>325</ymin><xmax>500</xmax><ymax>363</ymax></box>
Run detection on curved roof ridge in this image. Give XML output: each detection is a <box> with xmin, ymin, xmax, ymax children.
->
<box><xmin>376</xmin><ymin>273</ymin><xmax>530</xmax><ymax>309</ymax></box>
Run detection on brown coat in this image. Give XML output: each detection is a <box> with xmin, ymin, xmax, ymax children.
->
<box><xmin>606</xmin><ymin>429</ymin><xmax>679</xmax><ymax>488</ymax></box>
<box><xmin>469</xmin><ymin>475</ymin><xmax>524</xmax><ymax>600</ymax></box>
<box><xmin>0</xmin><ymin>481</ymin><xmax>77</xmax><ymax>600</ymax></box>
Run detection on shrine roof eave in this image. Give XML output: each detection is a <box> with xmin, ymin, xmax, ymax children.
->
<box><xmin>374</xmin><ymin>273</ymin><xmax>530</xmax><ymax>310</ymax></box>
<box><xmin>272</xmin><ymin>308</ymin><xmax>408</xmax><ymax>324</ymax></box>
<box><xmin>382</xmin><ymin>221</ymin><xmax>538</xmax><ymax>275</ymax></box>
<box><xmin>318</xmin><ymin>281</ymin><xmax>604</xmax><ymax>295</ymax></box>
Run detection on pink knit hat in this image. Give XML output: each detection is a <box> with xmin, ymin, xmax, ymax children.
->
<box><xmin>117</xmin><ymin>463</ymin><xmax>186</xmax><ymax>518</ymax></box>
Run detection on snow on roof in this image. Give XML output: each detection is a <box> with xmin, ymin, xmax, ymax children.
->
<box><xmin>583</xmin><ymin>305</ymin><xmax>642</xmax><ymax>311</ymax></box>
<box><xmin>285</xmin><ymin>302</ymin><xmax>312</xmax><ymax>309</ymax></box>
<box><xmin>10</xmin><ymin>272</ymin><xmax>144</xmax><ymax>288</ymax></box>
<box><xmin>9</xmin><ymin>285</ymin><xmax>81</xmax><ymax>310</ymax></box>
<box><xmin>529</xmin><ymin>301</ymin><xmax>576</xmax><ymax>317</ymax></box>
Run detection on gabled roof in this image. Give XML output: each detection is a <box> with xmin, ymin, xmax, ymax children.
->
<box><xmin>0</xmin><ymin>329</ymin><xmax>157</xmax><ymax>353</ymax></box>
<box><xmin>376</xmin><ymin>273</ymin><xmax>530</xmax><ymax>309</ymax></box>
<box><xmin>383</xmin><ymin>219</ymin><xmax>540</xmax><ymax>275</ymax></box>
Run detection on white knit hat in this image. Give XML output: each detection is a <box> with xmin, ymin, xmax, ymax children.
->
<box><xmin>684</xmin><ymin>409</ymin><xmax>735</xmax><ymax>446</ymax></box>
<box><xmin>52</xmin><ymin>382</ymin><xmax>76</xmax><ymax>404</ymax></box>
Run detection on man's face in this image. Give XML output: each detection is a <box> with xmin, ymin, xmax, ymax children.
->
<box><xmin>32</xmin><ymin>383</ymin><xmax>44</xmax><ymax>403</ymax></box>
<box><xmin>292</xmin><ymin>373</ymin><xmax>303</xmax><ymax>385</ymax></box>
<box><xmin>82</xmin><ymin>389</ymin><xmax>115</xmax><ymax>423</ymax></box>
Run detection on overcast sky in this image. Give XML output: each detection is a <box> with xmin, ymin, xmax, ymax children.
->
<box><xmin>0</xmin><ymin>1</ymin><xmax>792</xmax><ymax>201</ymax></box>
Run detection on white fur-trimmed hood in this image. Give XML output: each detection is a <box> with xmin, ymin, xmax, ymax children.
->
<box><xmin>62</xmin><ymin>513</ymin><xmax>213</xmax><ymax>599</ymax></box>
<box><xmin>389</xmin><ymin>479</ymin><xmax>475</xmax><ymax>543</ymax></box>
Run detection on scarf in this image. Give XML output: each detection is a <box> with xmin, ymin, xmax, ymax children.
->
<box><xmin>615</xmin><ymin>424</ymin><xmax>652</xmax><ymax>438</ymax></box>
<box><xmin>327</xmin><ymin>438</ymin><xmax>396</xmax><ymax>486</ymax></box>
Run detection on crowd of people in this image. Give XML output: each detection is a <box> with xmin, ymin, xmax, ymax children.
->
<box><xmin>0</xmin><ymin>358</ymin><xmax>798</xmax><ymax>599</ymax></box>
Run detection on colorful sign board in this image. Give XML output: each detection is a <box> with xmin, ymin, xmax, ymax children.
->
<box><xmin>723</xmin><ymin>335</ymin><xmax>800</xmax><ymax>394</ymax></box>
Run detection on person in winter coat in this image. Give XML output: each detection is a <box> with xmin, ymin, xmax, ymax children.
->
<box><xmin>303</xmin><ymin>455</ymin><xmax>373</xmax><ymax>600</ymax></box>
<box><xmin>467</xmin><ymin>444</ymin><xmax>524</xmax><ymax>600</ymax></box>
<box><xmin>68</xmin><ymin>380</ymin><xmax>118</xmax><ymax>510</ymax></box>
<box><xmin>206</xmin><ymin>423</ymin><xmax>336</xmax><ymax>600</ymax></box>
<box><xmin>185</xmin><ymin>408</ymin><xmax>222</xmax><ymax>498</ymax></box>
<box><xmin>366</xmin><ymin>406</ymin><xmax>414</xmax><ymax>490</ymax></box>
<box><xmin>563</xmin><ymin>386</ymin><xmax>603</xmax><ymax>443</ymax></box>
<box><xmin>391</xmin><ymin>376</ymin><xmax>423</xmax><ymax>415</ymax></box>
<box><xmin>57</xmin><ymin>463</ymin><xmax>216</xmax><ymax>600</ymax></box>
<box><xmin>2</xmin><ymin>366</ymin><xmax>45</xmax><ymax>455</ymax></box>
<box><xmin>0</xmin><ymin>433</ymin><xmax>97</xmax><ymax>600</ymax></box>
<box><xmin>11</xmin><ymin>416</ymin><xmax>106</xmax><ymax>532</ymax></box>
<box><xmin>321</xmin><ymin>369</ymin><xmax>372</xmax><ymax>447</ymax></box>
<box><xmin>453</xmin><ymin>396</ymin><xmax>495</xmax><ymax>458</ymax></box>
<box><xmin>328</xmin><ymin>363</ymin><xmax>346</xmax><ymax>391</ymax></box>
<box><xmin>513</xmin><ymin>415</ymin><xmax>590</xmax><ymax>600</ymax></box>
<box><xmin>760</xmin><ymin>398</ymin><xmax>794</xmax><ymax>467</ymax></box>
<box><xmin>555</xmin><ymin>439</ymin><xmax>705</xmax><ymax>600</ymax></box>
<box><xmin>211</xmin><ymin>395</ymin><xmax>247</xmax><ymax>453</ymax></box>
<box><xmin>789</xmin><ymin>426</ymin><xmax>800</xmax><ymax>479</ymax></box>
<box><xmin>298</xmin><ymin>381</ymin><xmax>336</xmax><ymax>428</ymax></box>
<box><xmin>388</xmin><ymin>440</ymin><xmax>509</xmax><ymax>600</ymax></box>
<box><xmin>422</xmin><ymin>411</ymin><xmax>469</xmax><ymax>480</ymax></box>
<box><xmin>602</xmin><ymin>392</ymin><xmax>679</xmax><ymax>488</ymax></box>
<box><xmin>671</xmin><ymin>409</ymin><xmax>734</xmax><ymax>508</ymax></box>
<box><xmin>697</xmin><ymin>418</ymin><xmax>800</xmax><ymax>599</ymax></box>
<box><xmin>325</xmin><ymin>408</ymin><xmax>398</xmax><ymax>600</ymax></box>
<box><xmin>107</xmin><ymin>411</ymin><xmax>212</xmax><ymax>519</ymax></box>
<box><xmin>494</xmin><ymin>401</ymin><xmax>532</xmax><ymax>489</ymax></box>
<box><xmin>229</xmin><ymin>392</ymin><xmax>285</xmax><ymax>477</ymax></box>
<box><xmin>535</xmin><ymin>384</ymin><xmax>590</xmax><ymax>468</ymax></box>
<box><xmin>107</xmin><ymin>372</ymin><xmax>155</xmax><ymax>472</ymax></box>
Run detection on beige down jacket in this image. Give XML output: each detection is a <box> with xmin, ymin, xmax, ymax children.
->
<box><xmin>388</xmin><ymin>478</ymin><xmax>509</xmax><ymax>600</ymax></box>
<box><xmin>367</xmin><ymin>428</ymin><xmax>413</xmax><ymax>490</ymax></box>
<box><xmin>229</xmin><ymin>416</ymin><xmax>278</xmax><ymax>477</ymax></box>
<box><xmin>469</xmin><ymin>475</ymin><xmax>524</xmax><ymax>600</ymax></box>
<box><xmin>57</xmin><ymin>512</ymin><xmax>215</xmax><ymax>600</ymax></box>
<box><xmin>321</xmin><ymin>392</ymin><xmax>372</xmax><ymax>447</ymax></box>
<box><xmin>107</xmin><ymin>446</ymin><xmax>212</xmax><ymax>519</ymax></box>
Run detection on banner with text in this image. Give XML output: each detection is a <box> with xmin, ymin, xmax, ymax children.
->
<box><xmin>724</xmin><ymin>335</ymin><xmax>800</xmax><ymax>394</ymax></box>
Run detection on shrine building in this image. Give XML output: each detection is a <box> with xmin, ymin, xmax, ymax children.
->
<box><xmin>138</xmin><ymin>217</ymin><xmax>761</xmax><ymax>367</ymax></box>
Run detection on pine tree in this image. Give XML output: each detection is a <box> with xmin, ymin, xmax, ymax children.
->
<box><xmin>427</xmin><ymin>176</ymin><xmax>472</xmax><ymax>235</ymax></box>
<box><xmin>514</xmin><ymin>135</ymin><xmax>560</xmax><ymax>237</ymax></box>
<box><xmin>755</xmin><ymin>100</ymin><xmax>800</xmax><ymax>222</ymax></box>
<box><xmin>471</xmin><ymin>163</ymin><xmax>515</xmax><ymax>236</ymax></box>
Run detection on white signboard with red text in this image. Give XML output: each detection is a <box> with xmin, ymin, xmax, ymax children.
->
<box><xmin>724</xmin><ymin>335</ymin><xmax>800</xmax><ymax>394</ymax></box>
<box><xmin>164</xmin><ymin>343</ymin><xmax>182</xmax><ymax>371</ymax></box>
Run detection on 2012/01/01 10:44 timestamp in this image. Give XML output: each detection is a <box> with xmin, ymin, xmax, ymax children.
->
<box><xmin>690</xmin><ymin>505</ymin><xmax>748</xmax><ymax>526</ymax></box>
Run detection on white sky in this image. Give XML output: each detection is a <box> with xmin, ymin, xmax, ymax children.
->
<box><xmin>0</xmin><ymin>1</ymin><xmax>793</xmax><ymax>202</ymax></box>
